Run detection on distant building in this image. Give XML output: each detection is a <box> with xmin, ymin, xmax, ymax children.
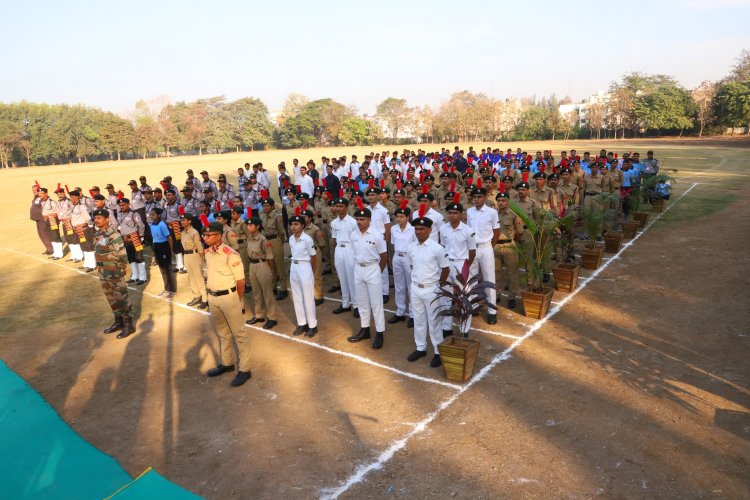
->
<box><xmin>559</xmin><ymin>91</ymin><xmax>610</xmax><ymax>127</ymax></box>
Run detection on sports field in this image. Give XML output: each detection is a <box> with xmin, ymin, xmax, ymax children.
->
<box><xmin>1</xmin><ymin>138</ymin><xmax>748</xmax><ymax>498</ymax></box>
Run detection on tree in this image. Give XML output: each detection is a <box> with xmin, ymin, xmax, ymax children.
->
<box><xmin>275</xmin><ymin>98</ymin><xmax>353</xmax><ymax>148</ymax></box>
<box><xmin>586</xmin><ymin>102</ymin><xmax>606</xmax><ymax>139</ymax></box>
<box><xmin>227</xmin><ymin>97</ymin><xmax>274</xmax><ymax>151</ymax></box>
<box><xmin>277</xmin><ymin>93</ymin><xmax>310</xmax><ymax>126</ymax></box>
<box><xmin>514</xmin><ymin>106</ymin><xmax>550</xmax><ymax>140</ymax></box>
<box><xmin>337</xmin><ymin>117</ymin><xmax>373</xmax><ymax>146</ymax></box>
<box><xmin>376</xmin><ymin>97</ymin><xmax>411</xmax><ymax>142</ymax></box>
<box><xmin>714</xmin><ymin>80</ymin><xmax>750</xmax><ymax>132</ymax></box>
<box><xmin>729</xmin><ymin>49</ymin><xmax>750</xmax><ymax>82</ymax></box>
<box><xmin>633</xmin><ymin>75</ymin><xmax>694</xmax><ymax>134</ymax></box>
<box><xmin>692</xmin><ymin>81</ymin><xmax>717</xmax><ymax>137</ymax></box>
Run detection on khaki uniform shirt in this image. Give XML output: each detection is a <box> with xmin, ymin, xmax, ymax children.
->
<box><xmin>222</xmin><ymin>224</ymin><xmax>239</xmax><ymax>250</ymax></box>
<box><xmin>498</xmin><ymin>209</ymin><xmax>522</xmax><ymax>241</ymax></box>
<box><xmin>230</xmin><ymin>219</ymin><xmax>248</xmax><ymax>244</ymax></box>
<box><xmin>530</xmin><ymin>187</ymin><xmax>556</xmax><ymax>213</ymax></box>
<box><xmin>205</xmin><ymin>244</ymin><xmax>244</xmax><ymax>291</ymax></box>
<box><xmin>303</xmin><ymin>223</ymin><xmax>326</xmax><ymax>251</ymax></box>
<box><xmin>246</xmin><ymin>233</ymin><xmax>274</xmax><ymax>261</ymax></box>
<box><xmin>181</xmin><ymin>226</ymin><xmax>203</xmax><ymax>253</ymax></box>
<box><xmin>260</xmin><ymin>209</ymin><xmax>285</xmax><ymax>241</ymax></box>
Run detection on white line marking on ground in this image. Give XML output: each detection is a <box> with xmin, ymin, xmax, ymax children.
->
<box><xmin>320</xmin><ymin>182</ymin><xmax>699</xmax><ymax>499</ymax></box>
<box><xmin>6</xmin><ymin>248</ymin><xmax>460</xmax><ymax>391</ymax></box>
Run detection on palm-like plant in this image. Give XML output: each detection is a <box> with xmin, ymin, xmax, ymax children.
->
<box><xmin>433</xmin><ymin>268</ymin><xmax>497</xmax><ymax>338</ymax></box>
<box><xmin>510</xmin><ymin>202</ymin><xmax>571</xmax><ymax>293</ymax></box>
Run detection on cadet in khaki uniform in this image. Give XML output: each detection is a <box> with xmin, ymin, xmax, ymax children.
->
<box><xmin>202</xmin><ymin>222</ymin><xmax>251</xmax><ymax>387</ymax></box>
<box><xmin>230</xmin><ymin>207</ymin><xmax>251</xmax><ymax>290</ymax></box>
<box><xmin>495</xmin><ymin>187</ymin><xmax>524</xmax><ymax>309</ymax></box>
<box><xmin>259</xmin><ymin>196</ymin><xmax>288</xmax><ymax>300</ymax></box>
<box><xmin>516</xmin><ymin>177</ymin><xmax>548</xmax><ymax>283</ymax></box>
<box><xmin>243</xmin><ymin>217</ymin><xmax>278</xmax><ymax>330</ymax></box>
<box><xmin>556</xmin><ymin>168</ymin><xmax>580</xmax><ymax>212</ymax></box>
<box><xmin>302</xmin><ymin>208</ymin><xmax>326</xmax><ymax>305</ymax></box>
<box><xmin>530</xmin><ymin>171</ymin><xmax>558</xmax><ymax>215</ymax></box>
<box><xmin>215</xmin><ymin>211</ymin><xmax>239</xmax><ymax>250</ymax></box>
<box><xmin>181</xmin><ymin>214</ymin><xmax>208</xmax><ymax>309</ymax></box>
<box><xmin>314</xmin><ymin>187</ymin><xmax>334</xmax><ymax>274</ymax></box>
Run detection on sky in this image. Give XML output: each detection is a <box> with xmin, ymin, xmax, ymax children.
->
<box><xmin>2</xmin><ymin>0</ymin><xmax>749</xmax><ymax>117</ymax></box>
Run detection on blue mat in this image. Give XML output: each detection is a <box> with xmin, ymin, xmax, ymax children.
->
<box><xmin>0</xmin><ymin>360</ymin><xmax>200</xmax><ymax>499</ymax></box>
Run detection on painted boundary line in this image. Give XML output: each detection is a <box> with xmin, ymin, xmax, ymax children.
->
<box><xmin>320</xmin><ymin>182</ymin><xmax>700</xmax><ymax>499</ymax></box>
<box><xmin>6</xmin><ymin>248</ymin><xmax>461</xmax><ymax>391</ymax></box>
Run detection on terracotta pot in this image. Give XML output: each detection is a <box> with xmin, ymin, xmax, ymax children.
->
<box><xmin>438</xmin><ymin>337</ymin><xmax>481</xmax><ymax>382</ymax></box>
<box><xmin>650</xmin><ymin>199</ymin><xmax>666</xmax><ymax>213</ymax></box>
<box><xmin>581</xmin><ymin>246</ymin><xmax>604</xmax><ymax>270</ymax></box>
<box><xmin>621</xmin><ymin>221</ymin><xmax>639</xmax><ymax>239</ymax></box>
<box><xmin>552</xmin><ymin>263</ymin><xmax>579</xmax><ymax>293</ymax></box>
<box><xmin>520</xmin><ymin>286</ymin><xmax>554</xmax><ymax>319</ymax></box>
<box><xmin>632</xmin><ymin>212</ymin><xmax>650</xmax><ymax>228</ymax></box>
<box><xmin>604</xmin><ymin>231</ymin><xmax>624</xmax><ymax>253</ymax></box>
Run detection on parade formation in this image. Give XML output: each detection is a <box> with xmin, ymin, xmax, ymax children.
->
<box><xmin>30</xmin><ymin>146</ymin><xmax>665</xmax><ymax>387</ymax></box>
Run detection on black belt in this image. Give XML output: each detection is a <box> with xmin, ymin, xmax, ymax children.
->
<box><xmin>266</xmin><ymin>234</ymin><xmax>278</xmax><ymax>240</ymax></box>
<box><xmin>183</xmin><ymin>249</ymin><xmax>195</xmax><ymax>254</ymax></box>
<box><xmin>237</xmin><ymin>239</ymin><xmax>246</xmax><ymax>244</ymax></box>
<box><xmin>207</xmin><ymin>286</ymin><xmax>237</xmax><ymax>296</ymax></box>
<box><xmin>249</xmin><ymin>258</ymin><xmax>261</xmax><ymax>264</ymax></box>
<box><xmin>584</xmin><ymin>191</ymin><xmax>600</xmax><ymax>195</ymax></box>
<box><xmin>496</xmin><ymin>239</ymin><xmax>512</xmax><ymax>244</ymax></box>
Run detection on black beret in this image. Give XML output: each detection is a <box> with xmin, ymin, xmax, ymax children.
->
<box><xmin>92</xmin><ymin>208</ymin><xmax>110</xmax><ymax>218</ymax></box>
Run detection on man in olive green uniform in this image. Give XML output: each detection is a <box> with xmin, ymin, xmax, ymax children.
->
<box><xmin>202</xmin><ymin>222</ymin><xmax>251</xmax><ymax>387</ymax></box>
<box><xmin>495</xmin><ymin>189</ymin><xmax>524</xmax><ymax>309</ymax></box>
<box><xmin>181</xmin><ymin>214</ymin><xmax>207</xmax><ymax>309</ymax></box>
<box><xmin>302</xmin><ymin>208</ymin><xmax>326</xmax><ymax>305</ymax></box>
<box><xmin>244</xmin><ymin>217</ymin><xmax>278</xmax><ymax>330</ymax></box>
<box><xmin>92</xmin><ymin>208</ymin><xmax>135</xmax><ymax>339</ymax></box>
<box><xmin>260</xmin><ymin>197</ymin><xmax>288</xmax><ymax>300</ymax></box>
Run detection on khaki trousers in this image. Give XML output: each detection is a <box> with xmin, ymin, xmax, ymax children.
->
<box><xmin>208</xmin><ymin>292</ymin><xmax>251</xmax><ymax>371</ymax></box>
<box><xmin>185</xmin><ymin>252</ymin><xmax>207</xmax><ymax>301</ymax></box>
<box><xmin>248</xmin><ymin>262</ymin><xmax>277</xmax><ymax>320</ymax></box>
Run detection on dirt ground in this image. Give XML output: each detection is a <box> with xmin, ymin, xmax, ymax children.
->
<box><xmin>0</xmin><ymin>139</ymin><xmax>748</xmax><ymax>498</ymax></box>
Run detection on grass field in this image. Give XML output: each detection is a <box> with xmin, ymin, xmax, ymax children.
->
<box><xmin>1</xmin><ymin>138</ymin><xmax>748</xmax><ymax>499</ymax></box>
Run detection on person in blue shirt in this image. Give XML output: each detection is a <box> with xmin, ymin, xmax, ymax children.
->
<box><xmin>149</xmin><ymin>208</ymin><xmax>176</xmax><ymax>296</ymax></box>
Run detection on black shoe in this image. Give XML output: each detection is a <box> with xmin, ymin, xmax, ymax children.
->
<box><xmin>382</xmin><ymin>294</ymin><xmax>390</xmax><ymax>304</ymax></box>
<box><xmin>332</xmin><ymin>305</ymin><xmax>351</xmax><ymax>314</ymax></box>
<box><xmin>50</xmin><ymin>257</ymin><xmax>60</xmax><ymax>260</ymax></box>
<box><xmin>305</xmin><ymin>327</ymin><xmax>318</xmax><ymax>338</ymax></box>
<box><xmin>171</xmin><ymin>268</ymin><xmax>179</xmax><ymax>273</ymax></box>
<box><xmin>275</xmin><ymin>291</ymin><xmax>288</xmax><ymax>300</ymax></box>
<box><xmin>353</xmin><ymin>308</ymin><xmax>360</xmax><ymax>318</ymax></box>
<box><xmin>315</xmin><ymin>298</ymin><xmax>324</xmax><ymax>306</ymax></box>
<box><xmin>244</xmin><ymin>285</ymin><xmax>251</xmax><ymax>293</ymax></box>
<box><xmin>293</xmin><ymin>324</ymin><xmax>308</xmax><ymax>336</ymax></box>
<box><xmin>407</xmin><ymin>318</ymin><xmax>414</xmax><ymax>328</ymax></box>
<box><xmin>230</xmin><ymin>371</ymin><xmax>251</xmax><ymax>387</ymax></box>
<box><xmin>543</xmin><ymin>274</ymin><xmax>550</xmax><ymax>283</ymax></box>
<box><xmin>85</xmin><ymin>268</ymin><xmax>95</xmax><ymax>273</ymax></box>
<box><xmin>197</xmin><ymin>301</ymin><xmax>208</xmax><ymax>309</ymax></box>
<box><xmin>327</xmin><ymin>285</ymin><xmax>341</xmax><ymax>293</ymax></box>
<box><xmin>207</xmin><ymin>364</ymin><xmax>235</xmax><ymax>377</ymax></box>
<box><xmin>407</xmin><ymin>350</ymin><xmax>427</xmax><ymax>362</ymax></box>
<box><xmin>442</xmin><ymin>329</ymin><xmax>453</xmax><ymax>338</ymax></box>
<box><xmin>263</xmin><ymin>320</ymin><xmax>277</xmax><ymax>329</ymax></box>
<box><xmin>179</xmin><ymin>269</ymin><xmax>187</xmax><ymax>274</ymax></box>
<box><xmin>388</xmin><ymin>314</ymin><xmax>405</xmax><ymax>324</ymax></box>
<box><xmin>429</xmin><ymin>354</ymin><xmax>442</xmax><ymax>368</ymax></box>
<box><xmin>116</xmin><ymin>317</ymin><xmax>135</xmax><ymax>339</ymax></box>
<box><xmin>371</xmin><ymin>332</ymin><xmax>384</xmax><ymax>349</ymax></box>
<box><xmin>507</xmin><ymin>298</ymin><xmax>516</xmax><ymax>309</ymax></box>
<box><xmin>245</xmin><ymin>317</ymin><xmax>265</xmax><ymax>325</ymax></box>
<box><xmin>347</xmin><ymin>327</ymin><xmax>371</xmax><ymax>343</ymax></box>
<box><xmin>135</xmin><ymin>280</ymin><xmax>146</xmax><ymax>285</ymax></box>
<box><xmin>103</xmin><ymin>316</ymin><xmax>123</xmax><ymax>334</ymax></box>
<box><xmin>487</xmin><ymin>314</ymin><xmax>497</xmax><ymax>325</ymax></box>
<box><xmin>187</xmin><ymin>297</ymin><xmax>202</xmax><ymax>306</ymax></box>
<box><xmin>126</xmin><ymin>278</ymin><xmax>137</xmax><ymax>283</ymax></box>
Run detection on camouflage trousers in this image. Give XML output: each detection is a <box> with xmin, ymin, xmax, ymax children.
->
<box><xmin>99</xmin><ymin>266</ymin><xmax>132</xmax><ymax>317</ymax></box>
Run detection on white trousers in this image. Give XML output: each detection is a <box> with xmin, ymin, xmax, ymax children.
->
<box><xmin>355</xmin><ymin>262</ymin><xmax>385</xmax><ymax>332</ymax></box>
<box><xmin>443</xmin><ymin>259</ymin><xmax>471</xmax><ymax>332</ymax></box>
<box><xmin>411</xmin><ymin>283</ymin><xmax>443</xmax><ymax>354</ymax></box>
<box><xmin>469</xmin><ymin>244</ymin><xmax>496</xmax><ymax>305</ymax></box>
<box><xmin>335</xmin><ymin>245</ymin><xmax>356</xmax><ymax>308</ymax></box>
<box><xmin>392</xmin><ymin>254</ymin><xmax>413</xmax><ymax>317</ymax></box>
<box><xmin>290</xmin><ymin>261</ymin><xmax>317</xmax><ymax>327</ymax></box>
<box><xmin>381</xmin><ymin>266</ymin><xmax>389</xmax><ymax>296</ymax></box>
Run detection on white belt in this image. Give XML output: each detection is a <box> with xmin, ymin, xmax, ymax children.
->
<box><xmin>477</xmin><ymin>241</ymin><xmax>492</xmax><ymax>248</ymax></box>
<box><xmin>357</xmin><ymin>261</ymin><xmax>377</xmax><ymax>267</ymax></box>
<box><xmin>415</xmin><ymin>282</ymin><xmax>438</xmax><ymax>288</ymax></box>
<box><xmin>395</xmin><ymin>251</ymin><xmax>407</xmax><ymax>257</ymax></box>
<box><xmin>449</xmin><ymin>258</ymin><xmax>465</xmax><ymax>261</ymax></box>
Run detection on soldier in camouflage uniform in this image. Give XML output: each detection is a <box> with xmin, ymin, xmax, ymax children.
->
<box><xmin>93</xmin><ymin>208</ymin><xmax>135</xmax><ymax>339</ymax></box>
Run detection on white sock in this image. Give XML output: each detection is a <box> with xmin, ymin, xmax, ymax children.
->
<box><xmin>175</xmin><ymin>253</ymin><xmax>184</xmax><ymax>270</ymax></box>
<box><xmin>52</xmin><ymin>242</ymin><xmax>63</xmax><ymax>258</ymax></box>
<box><xmin>130</xmin><ymin>262</ymin><xmax>138</xmax><ymax>280</ymax></box>
<box><xmin>72</xmin><ymin>244</ymin><xmax>82</xmax><ymax>260</ymax></box>
<box><xmin>83</xmin><ymin>251</ymin><xmax>95</xmax><ymax>269</ymax></box>
<box><xmin>138</xmin><ymin>262</ymin><xmax>147</xmax><ymax>281</ymax></box>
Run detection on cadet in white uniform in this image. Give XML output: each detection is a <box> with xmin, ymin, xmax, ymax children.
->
<box><xmin>330</xmin><ymin>197</ymin><xmax>359</xmax><ymax>316</ymax></box>
<box><xmin>388</xmin><ymin>200</ymin><xmax>416</xmax><ymax>325</ymax></box>
<box><xmin>347</xmin><ymin>199</ymin><xmax>388</xmax><ymax>349</ymax></box>
<box><xmin>365</xmin><ymin>186</ymin><xmax>391</xmax><ymax>301</ymax></box>
<box><xmin>466</xmin><ymin>183</ymin><xmax>500</xmax><ymax>325</ymax></box>
<box><xmin>412</xmin><ymin>193</ymin><xmax>444</xmax><ymax>242</ymax></box>
<box><xmin>407</xmin><ymin>210</ymin><xmax>450</xmax><ymax>367</ymax></box>
<box><xmin>288</xmin><ymin>210</ymin><xmax>318</xmax><ymax>337</ymax></box>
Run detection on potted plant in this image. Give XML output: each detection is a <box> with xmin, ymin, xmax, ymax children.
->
<box><xmin>550</xmin><ymin>208</ymin><xmax>580</xmax><ymax>293</ymax></box>
<box><xmin>642</xmin><ymin>173</ymin><xmax>676</xmax><ymax>213</ymax></box>
<box><xmin>510</xmin><ymin>203</ymin><xmax>565</xmax><ymax>319</ymax></box>
<box><xmin>580</xmin><ymin>195</ymin><xmax>607</xmax><ymax>269</ymax></box>
<box><xmin>434</xmin><ymin>270</ymin><xmax>497</xmax><ymax>382</ymax></box>
<box><xmin>626</xmin><ymin>187</ymin><xmax>650</xmax><ymax>229</ymax></box>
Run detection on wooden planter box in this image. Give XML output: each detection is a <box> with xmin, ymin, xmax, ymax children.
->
<box><xmin>650</xmin><ymin>199</ymin><xmax>666</xmax><ymax>213</ymax></box>
<box><xmin>438</xmin><ymin>337</ymin><xmax>481</xmax><ymax>382</ymax></box>
<box><xmin>604</xmin><ymin>231</ymin><xmax>624</xmax><ymax>253</ymax></box>
<box><xmin>520</xmin><ymin>286</ymin><xmax>554</xmax><ymax>319</ymax></box>
<box><xmin>581</xmin><ymin>246</ymin><xmax>605</xmax><ymax>270</ymax></box>
<box><xmin>552</xmin><ymin>263</ymin><xmax>579</xmax><ymax>293</ymax></box>
<box><xmin>632</xmin><ymin>212</ymin><xmax>650</xmax><ymax>228</ymax></box>
<box><xmin>621</xmin><ymin>221</ymin><xmax>639</xmax><ymax>239</ymax></box>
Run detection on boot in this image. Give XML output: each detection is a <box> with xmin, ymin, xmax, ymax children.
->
<box><xmin>116</xmin><ymin>317</ymin><xmax>135</xmax><ymax>339</ymax></box>
<box><xmin>127</xmin><ymin>263</ymin><xmax>138</xmax><ymax>283</ymax></box>
<box><xmin>103</xmin><ymin>315</ymin><xmax>123</xmax><ymax>334</ymax></box>
<box><xmin>347</xmin><ymin>327</ymin><xmax>371</xmax><ymax>343</ymax></box>
<box><xmin>371</xmin><ymin>331</ymin><xmax>384</xmax><ymax>349</ymax></box>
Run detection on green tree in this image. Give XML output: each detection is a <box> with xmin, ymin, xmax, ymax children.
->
<box><xmin>227</xmin><ymin>97</ymin><xmax>273</xmax><ymax>151</ymax></box>
<box><xmin>714</xmin><ymin>80</ymin><xmax>750</xmax><ymax>131</ymax></box>
<box><xmin>514</xmin><ymin>106</ymin><xmax>550</xmax><ymax>140</ymax></box>
<box><xmin>275</xmin><ymin>98</ymin><xmax>353</xmax><ymax>148</ymax></box>
<box><xmin>376</xmin><ymin>97</ymin><xmax>411</xmax><ymax>142</ymax></box>
<box><xmin>337</xmin><ymin>117</ymin><xmax>373</xmax><ymax>146</ymax></box>
<box><xmin>633</xmin><ymin>75</ymin><xmax>694</xmax><ymax>134</ymax></box>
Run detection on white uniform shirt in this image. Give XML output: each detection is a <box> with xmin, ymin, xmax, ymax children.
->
<box><xmin>411</xmin><ymin>209</ymin><xmax>444</xmax><ymax>242</ymax></box>
<box><xmin>296</xmin><ymin>175</ymin><xmax>315</xmax><ymax>198</ymax></box>
<box><xmin>439</xmin><ymin>221</ymin><xmax>477</xmax><ymax>260</ymax></box>
<box><xmin>390</xmin><ymin>223</ymin><xmax>416</xmax><ymax>253</ymax></box>
<box><xmin>348</xmin><ymin>162</ymin><xmax>362</xmax><ymax>177</ymax></box>
<box><xmin>369</xmin><ymin>203</ymin><xmax>390</xmax><ymax>235</ymax></box>
<box><xmin>466</xmin><ymin>205</ymin><xmax>499</xmax><ymax>244</ymax></box>
<box><xmin>331</xmin><ymin>215</ymin><xmax>358</xmax><ymax>244</ymax></box>
<box><xmin>289</xmin><ymin>232</ymin><xmax>316</xmax><ymax>262</ymax></box>
<box><xmin>351</xmin><ymin>226</ymin><xmax>387</xmax><ymax>264</ymax></box>
<box><xmin>407</xmin><ymin>238</ymin><xmax>449</xmax><ymax>285</ymax></box>
<box><xmin>333</xmin><ymin>166</ymin><xmax>348</xmax><ymax>179</ymax></box>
